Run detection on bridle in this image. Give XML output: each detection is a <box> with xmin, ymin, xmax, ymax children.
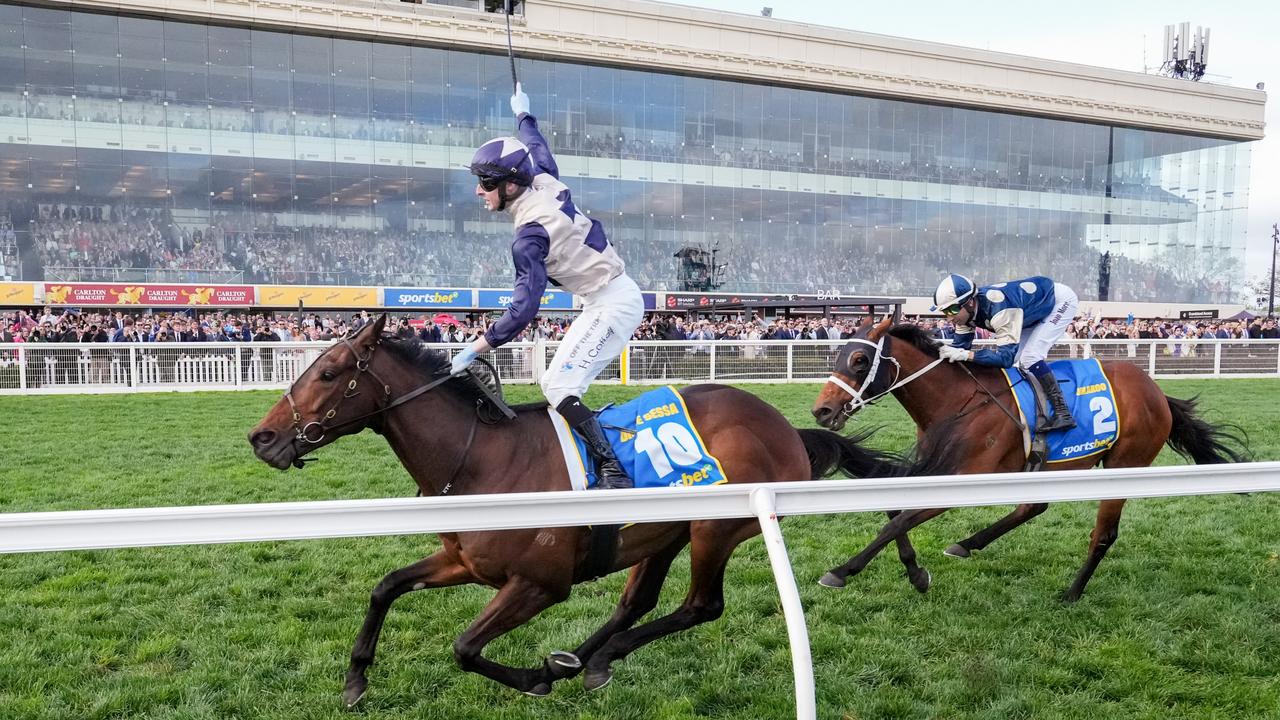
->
<box><xmin>823</xmin><ymin>333</ymin><xmax>944</xmax><ymax>425</ymax></box>
<box><xmin>283</xmin><ymin>334</ymin><xmax>454</xmax><ymax>447</ymax></box>
<box><xmin>280</xmin><ymin>333</ymin><xmax>480</xmax><ymax>492</ymax></box>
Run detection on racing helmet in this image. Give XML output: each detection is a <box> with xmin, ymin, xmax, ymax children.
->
<box><xmin>469</xmin><ymin>136</ymin><xmax>534</xmax><ymax>188</ymax></box>
<box><xmin>931</xmin><ymin>273</ymin><xmax>977</xmax><ymax>314</ymax></box>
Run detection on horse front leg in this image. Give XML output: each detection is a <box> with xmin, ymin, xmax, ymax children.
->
<box><xmin>820</xmin><ymin>508</ymin><xmax>950</xmax><ymax>589</ymax></box>
<box><xmin>344</xmin><ymin>551</ymin><xmax>473</xmax><ymax>707</ymax></box>
<box><xmin>452</xmin><ymin>576</ymin><xmax>569</xmax><ymax>695</ymax></box>
<box><xmin>886</xmin><ymin>510</ymin><xmax>932</xmax><ymax>593</ymax></box>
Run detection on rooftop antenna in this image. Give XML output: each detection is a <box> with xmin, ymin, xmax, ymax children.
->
<box><xmin>1159</xmin><ymin>22</ymin><xmax>1210</xmax><ymax>81</ymax></box>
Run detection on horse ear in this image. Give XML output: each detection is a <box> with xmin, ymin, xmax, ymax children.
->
<box><xmin>868</xmin><ymin>314</ymin><xmax>893</xmax><ymax>339</ymax></box>
<box><xmin>371</xmin><ymin>313</ymin><xmax>388</xmax><ymax>336</ymax></box>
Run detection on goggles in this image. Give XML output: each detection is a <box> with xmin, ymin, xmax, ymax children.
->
<box><xmin>478</xmin><ymin>177</ymin><xmax>504</xmax><ymax>192</ymax></box>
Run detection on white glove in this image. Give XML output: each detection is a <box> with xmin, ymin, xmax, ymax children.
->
<box><xmin>510</xmin><ymin>82</ymin><xmax>530</xmax><ymax>117</ymax></box>
<box><xmin>450</xmin><ymin>346</ymin><xmax>478</xmax><ymax>375</ymax></box>
<box><xmin>938</xmin><ymin>345</ymin><xmax>970</xmax><ymax>363</ymax></box>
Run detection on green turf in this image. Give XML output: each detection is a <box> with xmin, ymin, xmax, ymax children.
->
<box><xmin>2</xmin><ymin>380</ymin><xmax>1279</xmax><ymax>719</ymax></box>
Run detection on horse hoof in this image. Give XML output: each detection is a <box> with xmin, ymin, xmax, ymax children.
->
<box><xmin>910</xmin><ymin>568</ymin><xmax>932</xmax><ymax>594</ymax></box>
<box><xmin>523</xmin><ymin>682</ymin><xmax>552</xmax><ymax>697</ymax></box>
<box><xmin>584</xmin><ymin>667</ymin><xmax>614</xmax><ymax>692</ymax></box>
<box><xmin>818</xmin><ymin>572</ymin><xmax>846</xmax><ymax>589</ymax></box>
<box><xmin>1060</xmin><ymin>590</ymin><xmax>1082</xmax><ymax>604</ymax></box>
<box><xmin>549</xmin><ymin>651</ymin><xmax>581</xmax><ymax>669</ymax></box>
<box><xmin>342</xmin><ymin>683</ymin><xmax>367</xmax><ymax>709</ymax></box>
<box><xmin>943</xmin><ymin>544</ymin><xmax>970</xmax><ymax>558</ymax></box>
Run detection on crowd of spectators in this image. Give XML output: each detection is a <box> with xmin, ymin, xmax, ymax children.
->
<box><xmin>4</xmin><ymin>306</ymin><xmax>1277</xmax><ymax>349</ymax></box>
<box><xmin>0</xmin><ymin>214</ymin><xmax>19</xmax><ymax>281</ymax></box>
<box><xmin>5</xmin><ymin>91</ymin><xmax>1178</xmax><ymax>202</ymax></box>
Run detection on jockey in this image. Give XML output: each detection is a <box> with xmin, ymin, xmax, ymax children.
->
<box><xmin>450</xmin><ymin>83</ymin><xmax>644</xmax><ymax>489</ymax></box>
<box><xmin>932</xmin><ymin>273</ymin><xmax>1080</xmax><ymax>432</ymax></box>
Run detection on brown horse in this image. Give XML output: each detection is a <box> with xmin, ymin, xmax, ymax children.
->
<box><xmin>810</xmin><ymin>318</ymin><xmax>1248</xmax><ymax>602</ymax></box>
<box><xmin>248</xmin><ymin>315</ymin><xmax>942</xmax><ymax>704</ymax></box>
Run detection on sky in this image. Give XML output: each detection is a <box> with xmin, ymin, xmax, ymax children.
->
<box><xmin>663</xmin><ymin>0</ymin><xmax>1279</xmax><ymax>293</ymax></box>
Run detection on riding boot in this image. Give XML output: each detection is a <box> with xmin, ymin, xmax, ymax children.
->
<box><xmin>1035</xmin><ymin>371</ymin><xmax>1077</xmax><ymax>432</ymax></box>
<box><xmin>573</xmin><ymin>415</ymin><xmax>633</xmax><ymax>490</ymax></box>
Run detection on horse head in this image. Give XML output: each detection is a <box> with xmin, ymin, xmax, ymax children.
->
<box><xmin>249</xmin><ymin>314</ymin><xmax>398</xmax><ymax>469</ymax></box>
<box><xmin>811</xmin><ymin>315</ymin><xmax>900</xmax><ymax>431</ymax></box>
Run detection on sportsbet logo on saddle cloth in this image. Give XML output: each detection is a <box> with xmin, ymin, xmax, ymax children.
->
<box><xmin>548</xmin><ymin>386</ymin><xmax>728</xmax><ymax>490</ymax></box>
<box><xmin>1003</xmin><ymin>358</ymin><xmax>1121</xmax><ymax>463</ymax></box>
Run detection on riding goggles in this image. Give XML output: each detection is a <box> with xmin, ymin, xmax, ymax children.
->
<box><xmin>478</xmin><ymin>177</ymin><xmax>504</xmax><ymax>192</ymax></box>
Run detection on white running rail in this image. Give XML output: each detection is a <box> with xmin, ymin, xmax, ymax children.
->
<box><xmin>3</xmin><ymin>461</ymin><xmax>1280</xmax><ymax>720</ymax></box>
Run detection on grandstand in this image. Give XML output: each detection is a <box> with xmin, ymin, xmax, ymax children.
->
<box><xmin>0</xmin><ymin>0</ymin><xmax>1264</xmax><ymax>304</ymax></box>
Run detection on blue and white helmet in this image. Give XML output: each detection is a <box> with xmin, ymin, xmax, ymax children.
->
<box><xmin>469</xmin><ymin>136</ymin><xmax>534</xmax><ymax>187</ymax></box>
<box><xmin>931</xmin><ymin>273</ymin><xmax>977</xmax><ymax>313</ymax></box>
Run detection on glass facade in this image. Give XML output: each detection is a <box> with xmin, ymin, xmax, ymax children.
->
<box><xmin>0</xmin><ymin>4</ymin><xmax>1251</xmax><ymax>301</ymax></box>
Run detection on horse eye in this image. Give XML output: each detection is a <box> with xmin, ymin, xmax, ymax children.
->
<box><xmin>853</xmin><ymin>355</ymin><xmax>869</xmax><ymax>366</ymax></box>
<box><xmin>320</xmin><ymin>370</ymin><xmax>336</xmax><ymax>382</ymax></box>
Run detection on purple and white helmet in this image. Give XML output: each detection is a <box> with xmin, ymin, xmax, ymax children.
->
<box><xmin>469</xmin><ymin>136</ymin><xmax>534</xmax><ymax>187</ymax></box>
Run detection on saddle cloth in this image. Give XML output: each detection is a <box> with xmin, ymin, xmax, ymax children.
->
<box><xmin>547</xmin><ymin>385</ymin><xmax>729</xmax><ymax>490</ymax></box>
<box><xmin>1002</xmin><ymin>358</ymin><xmax>1121</xmax><ymax>464</ymax></box>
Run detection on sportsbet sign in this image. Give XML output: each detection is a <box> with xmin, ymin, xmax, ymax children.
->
<box><xmin>43</xmin><ymin>283</ymin><xmax>254</xmax><ymax>306</ymax></box>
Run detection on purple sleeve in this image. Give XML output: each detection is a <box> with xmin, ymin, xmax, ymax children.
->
<box><xmin>516</xmin><ymin>114</ymin><xmax>559</xmax><ymax>179</ymax></box>
<box><xmin>484</xmin><ymin>223</ymin><xmax>550</xmax><ymax>348</ymax></box>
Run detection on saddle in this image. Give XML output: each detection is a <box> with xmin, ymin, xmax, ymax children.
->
<box><xmin>1015</xmin><ymin>366</ymin><xmax>1049</xmax><ymax>472</ymax></box>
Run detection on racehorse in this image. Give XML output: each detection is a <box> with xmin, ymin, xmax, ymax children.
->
<box><xmin>810</xmin><ymin>317</ymin><xmax>1249</xmax><ymax>602</ymax></box>
<box><xmin>248</xmin><ymin>315</ymin><xmax>949</xmax><ymax>703</ymax></box>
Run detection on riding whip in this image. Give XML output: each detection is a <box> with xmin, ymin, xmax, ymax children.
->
<box><xmin>505</xmin><ymin>0</ymin><xmax>519</xmax><ymax>92</ymax></box>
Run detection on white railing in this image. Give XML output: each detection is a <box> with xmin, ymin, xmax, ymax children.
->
<box><xmin>2</xmin><ymin>338</ymin><xmax>1278</xmax><ymax>394</ymax></box>
<box><xmin>3</xmin><ymin>461</ymin><xmax>1280</xmax><ymax>720</ymax></box>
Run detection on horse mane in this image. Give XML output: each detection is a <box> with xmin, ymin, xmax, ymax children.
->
<box><xmin>887</xmin><ymin>323</ymin><xmax>941</xmax><ymax>358</ymax></box>
<box><xmin>379</xmin><ymin>334</ymin><xmax>549</xmax><ymax>413</ymax></box>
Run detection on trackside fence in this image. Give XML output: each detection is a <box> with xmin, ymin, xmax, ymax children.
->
<box><xmin>3</xmin><ymin>462</ymin><xmax>1280</xmax><ymax>720</ymax></box>
<box><xmin>2</xmin><ymin>338</ymin><xmax>1279</xmax><ymax>394</ymax></box>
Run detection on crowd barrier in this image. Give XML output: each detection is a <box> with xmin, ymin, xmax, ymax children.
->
<box><xmin>3</xmin><ymin>462</ymin><xmax>1279</xmax><ymax>720</ymax></box>
<box><xmin>1</xmin><ymin>338</ymin><xmax>1278</xmax><ymax>394</ymax></box>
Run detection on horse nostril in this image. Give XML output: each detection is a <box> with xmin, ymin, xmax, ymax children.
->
<box><xmin>812</xmin><ymin>406</ymin><xmax>831</xmax><ymax>422</ymax></box>
<box><xmin>250</xmin><ymin>429</ymin><xmax>277</xmax><ymax>448</ymax></box>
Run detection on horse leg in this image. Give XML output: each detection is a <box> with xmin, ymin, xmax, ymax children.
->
<box><xmin>582</xmin><ymin>519</ymin><xmax>756</xmax><ymax>691</ymax></box>
<box><xmin>343</xmin><ymin>552</ymin><xmax>473</xmax><ymax>707</ymax></box>
<box><xmin>886</xmin><ymin>510</ymin><xmax>932</xmax><ymax>593</ymax></box>
<box><xmin>546</xmin><ymin>537</ymin><xmax>688</xmax><ymax>681</ymax></box>
<box><xmin>819</xmin><ymin>507</ymin><xmax>950</xmax><ymax>589</ymax></box>
<box><xmin>943</xmin><ymin>503</ymin><xmax>1051</xmax><ymax>558</ymax></box>
<box><xmin>1061</xmin><ymin>499</ymin><xmax>1126</xmax><ymax>603</ymax></box>
<box><xmin>452</xmin><ymin>575</ymin><xmax>568</xmax><ymax>695</ymax></box>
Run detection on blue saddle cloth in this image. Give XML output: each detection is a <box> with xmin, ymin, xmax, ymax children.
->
<box><xmin>572</xmin><ymin>386</ymin><xmax>729</xmax><ymax>489</ymax></box>
<box><xmin>1002</xmin><ymin>358</ymin><xmax>1120</xmax><ymax>464</ymax></box>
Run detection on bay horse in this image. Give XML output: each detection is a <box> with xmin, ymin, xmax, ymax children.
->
<box><xmin>810</xmin><ymin>317</ymin><xmax>1248</xmax><ymax>602</ymax></box>
<box><xmin>248</xmin><ymin>315</ymin><xmax>946</xmax><ymax>704</ymax></box>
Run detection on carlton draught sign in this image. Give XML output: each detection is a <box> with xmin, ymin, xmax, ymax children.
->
<box><xmin>43</xmin><ymin>283</ymin><xmax>254</xmax><ymax>306</ymax></box>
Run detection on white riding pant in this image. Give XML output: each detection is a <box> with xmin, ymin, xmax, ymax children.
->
<box><xmin>1015</xmin><ymin>283</ymin><xmax>1079</xmax><ymax>368</ymax></box>
<box><xmin>541</xmin><ymin>273</ymin><xmax>644</xmax><ymax>408</ymax></box>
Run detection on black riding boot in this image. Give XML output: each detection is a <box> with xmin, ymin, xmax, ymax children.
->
<box><xmin>1035</xmin><ymin>371</ymin><xmax>1077</xmax><ymax>432</ymax></box>
<box><xmin>573</xmin><ymin>415</ymin><xmax>633</xmax><ymax>490</ymax></box>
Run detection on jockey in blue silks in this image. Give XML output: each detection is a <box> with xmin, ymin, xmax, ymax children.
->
<box><xmin>449</xmin><ymin>83</ymin><xmax>644</xmax><ymax>489</ymax></box>
<box><xmin>932</xmin><ymin>273</ymin><xmax>1080</xmax><ymax>432</ymax></box>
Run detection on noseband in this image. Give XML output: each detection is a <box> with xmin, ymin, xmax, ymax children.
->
<box><xmin>825</xmin><ymin>335</ymin><xmax>901</xmax><ymax>423</ymax></box>
<box><xmin>284</xmin><ymin>335</ymin><xmax>394</xmax><ymax>445</ymax></box>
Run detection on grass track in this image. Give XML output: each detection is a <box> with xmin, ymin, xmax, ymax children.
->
<box><xmin>2</xmin><ymin>380</ymin><xmax>1279</xmax><ymax>719</ymax></box>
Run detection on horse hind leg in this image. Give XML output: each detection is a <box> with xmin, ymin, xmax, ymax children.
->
<box><xmin>546</xmin><ymin>537</ymin><xmax>687</xmax><ymax>682</ymax></box>
<box><xmin>944</xmin><ymin>503</ymin><xmax>1050</xmax><ymax>558</ymax></box>
<box><xmin>1061</xmin><ymin>499</ymin><xmax>1126</xmax><ymax>603</ymax></box>
<box><xmin>452</xmin><ymin>575</ymin><xmax>569</xmax><ymax>696</ymax></box>
<box><xmin>820</xmin><ymin>507</ymin><xmax>949</xmax><ymax>589</ymax></box>
<box><xmin>344</xmin><ymin>552</ymin><xmax>473</xmax><ymax>707</ymax></box>
<box><xmin>582</xmin><ymin>519</ymin><xmax>755</xmax><ymax>691</ymax></box>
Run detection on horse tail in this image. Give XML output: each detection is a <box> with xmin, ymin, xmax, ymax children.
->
<box><xmin>1164</xmin><ymin>395</ymin><xmax>1251</xmax><ymax>465</ymax></box>
<box><xmin>797</xmin><ymin>427</ymin><xmax>910</xmax><ymax>479</ymax></box>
